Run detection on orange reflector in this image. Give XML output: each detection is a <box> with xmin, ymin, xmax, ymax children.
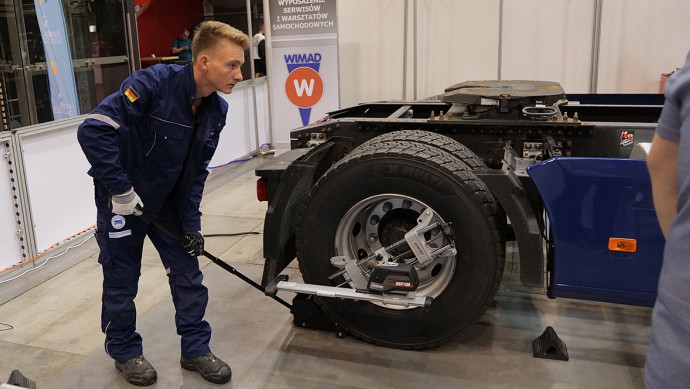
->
<box><xmin>608</xmin><ymin>238</ymin><xmax>637</xmax><ymax>253</ymax></box>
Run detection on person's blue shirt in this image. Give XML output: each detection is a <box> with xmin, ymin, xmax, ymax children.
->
<box><xmin>173</xmin><ymin>37</ymin><xmax>192</xmax><ymax>61</ymax></box>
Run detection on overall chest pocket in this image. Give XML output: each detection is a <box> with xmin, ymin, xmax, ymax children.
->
<box><xmin>201</xmin><ymin>123</ymin><xmax>224</xmax><ymax>156</ymax></box>
<box><xmin>146</xmin><ymin>116</ymin><xmax>190</xmax><ymax>167</ymax></box>
<box><xmin>202</xmin><ymin>129</ymin><xmax>219</xmax><ymax>153</ymax></box>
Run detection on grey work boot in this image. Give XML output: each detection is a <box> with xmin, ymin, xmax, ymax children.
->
<box><xmin>180</xmin><ymin>352</ymin><xmax>232</xmax><ymax>384</ymax></box>
<box><xmin>114</xmin><ymin>355</ymin><xmax>157</xmax><ymax>386</ymax></box>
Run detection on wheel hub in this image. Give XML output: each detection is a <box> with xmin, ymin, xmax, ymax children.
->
<box><xmin>333</xmin><ymin>194</ymin><xmax>457</xmax><ymax>309</ymax></box>
<box><xmin>378</xmin><ymin>208</ymin><xmax>419</xmax><ymax>256</ymax></box>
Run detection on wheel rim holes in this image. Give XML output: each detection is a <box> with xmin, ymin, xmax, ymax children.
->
<box><xmin>351</xmin><ymin>222</ymin><xmax>362</xmax><ymax>237</ymax></box>
<box><xmin>431</xmin><ymin>263</ymin><xmax>443</xmax><ymax>277</ymax></box>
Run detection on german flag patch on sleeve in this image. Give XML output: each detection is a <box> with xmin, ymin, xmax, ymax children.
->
<box><xmin>124</xmin><ymin>86</ymin><xmax>139</xmax><ymax>103</ymax></box>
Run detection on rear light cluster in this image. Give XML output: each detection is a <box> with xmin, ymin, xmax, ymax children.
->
<box><xmin>256</xmin><ymin>177</ymin><xmax>268</xmax><ymax>202</ymax></box>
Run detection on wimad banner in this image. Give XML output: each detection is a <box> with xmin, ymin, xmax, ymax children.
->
<box><xmin>267</xmin><ymin>0</ymin><xmax>339</xmax><ymax>152</ymax></box>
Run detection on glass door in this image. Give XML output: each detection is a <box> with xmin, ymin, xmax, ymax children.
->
<box><xmin>67</xmin><ymin>0</ymin><xmax>130</xmax><ymax>114</ymax></box>
<box><xmin>0</xmin><ymin>0</ymin><xmax>132</xmax><ymax>131</ymax></box>
<box><xmin>0</xmin><ymin>0</ymin><xmax>33</xmax><ymax>130</ymax></box>
<box><xmin>19</xmin><ymin>0</ymin><xmax>54</xmax><ymax>124</ymax></box>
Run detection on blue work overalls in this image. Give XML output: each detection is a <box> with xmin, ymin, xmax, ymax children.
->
<box><xmin>77</xmin><ymin>63</ymin><xmax>227</xmax><ymax>362</ymax></box>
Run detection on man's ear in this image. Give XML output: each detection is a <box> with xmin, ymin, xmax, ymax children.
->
<box><xmin>198</xmin><ymin>54</ymin><xmax>209</xmax><ymax>70</ymax></box>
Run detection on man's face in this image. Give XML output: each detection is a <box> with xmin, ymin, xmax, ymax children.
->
<box><xmin>181</xmin><ymin>30</ymin><xmax>189</xmax><ymax>40</ymax></box>
<box><xmin>204</xmin><ymin>41</ymin><xmax>245</xmax><ymax>94</ymax></box>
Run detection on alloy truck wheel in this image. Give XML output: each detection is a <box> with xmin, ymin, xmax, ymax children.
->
<box><xmin>297</xmin><ymin>140</ymin><xmax>505</xmax><ymax>349</ymax></box>
<box><xmin>334</xmin><ymin>194</ymin><xmax>456</xmax><ymax>307</ymax></box>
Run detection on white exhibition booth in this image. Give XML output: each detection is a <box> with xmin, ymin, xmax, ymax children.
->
<box><xmin>2</xmin><ymin>0</ymin><xmax>690</xmax><ymax>301</ymax></box>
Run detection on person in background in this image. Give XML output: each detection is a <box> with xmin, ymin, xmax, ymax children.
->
<box><xmin>645</xmin><ymin>49</ymin><xmax>690</xmax><ymax>389</ymax></box>
<box><xmin>257</xmin><ymin>36</ymin><xmax>266</xmax><ymax>76</ymax></box>
<box><xmin>252</xmin><ymin>23</ymin><xmax>265</xmax><ymax>77</ymax></box>
<box><xmin>172</xmin><ymin>28</ymin><xmax>192</xmax><ymax>62</ymax></box>
<box><xmin>77</xmin><ymin>21</ymin><xmax>250</xmax><ymax>386</ymax></box>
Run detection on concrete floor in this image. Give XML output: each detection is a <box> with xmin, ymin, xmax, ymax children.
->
<box><xmin>0</xmin><ymin>155</ymin><xmax>652</xmax><ymax>388</ymax></box>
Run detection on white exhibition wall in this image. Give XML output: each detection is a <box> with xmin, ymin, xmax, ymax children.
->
<box><xmin>501</xmin><ymin>0</ymin><xmax>596</xmax><ymax>94</ymax></box>
<box><xmin>213</xmin><ymin>88</ymin><xmax>253</xmax><ymax>167</ymax></box>
<box><xmin>19</xmin><ymin>119</ymin><xmax>96</xmax><ymax>254</ymax></box>
<box><xmin>597</xmin><ymin>0</ymin><xmax>690</xmax><ymax>93</ymax></box>
<box><xmin>0</xmin><ymin>133</ymin><xmax>24</xmax><ymax>271</ymax></box>
<box><xmin>336</xmin><ymin>0</ymin><xmax>406</xmax><ymax>107</ymax></box>
<box><xmin>336</xmin><ymin>0</ymin><xmax>690</xmax><ymax>106</ymax></box>
<box><xmin>415</xmin><ymin>1</ymin><xmax>501</xmax><ymax>99</ymax></box>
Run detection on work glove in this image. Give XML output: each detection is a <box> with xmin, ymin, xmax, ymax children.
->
<box><xmin>183</xmin><ymin>231</ymin><xmax>205</xmax><ymax>256</ymax></box>
<box><xmin>110</xmin><ymin>188</ymin><xmax>144</xmax><ymax>215</ymax></box>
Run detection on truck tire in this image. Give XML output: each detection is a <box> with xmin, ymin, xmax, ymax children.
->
<box><xmin>297</xmin><ymin>140</ymin><xmax>504</xmax><ymax>349</ymax></box>
<box><xmin>359</xmin><ymin>131</ymin><xmax>508</xmax><ymax>242</ymax></box>
<box><xmin>359</xmin><ymin>130</ymin><xmax>487</xmax><ymax>170</ymax></box>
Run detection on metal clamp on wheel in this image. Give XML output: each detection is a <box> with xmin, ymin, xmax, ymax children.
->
<box><xmin>267</xmin><ymin>209</ymin><xmax>456</xmax><ymax>310</ymax></box>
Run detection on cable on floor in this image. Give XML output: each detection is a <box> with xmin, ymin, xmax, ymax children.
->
<box><xmin>204</xmin><ymin>231</ymin><xmax>262</xmax><ymax>237</ymax></box>
<box><xmin>0</xmin><ymin>323</ymin><xmax>14</xmax><ymax>331</ymax></box>
<box><xmin>0</xmin><ymin>226</ymin><xmax>95</xmax><ymax>277</ymax></box>
<box><xmin>0</xmin><ymin>234</ymin><xmax>95</xmax><ymax>285</ymax></box>
<box><xmin>208</xmin><ymin>143</ymin><xmax>272</xmax><ymax>171</ymax></box>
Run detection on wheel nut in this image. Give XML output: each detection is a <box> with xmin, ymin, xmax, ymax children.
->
<box><xmin>369</xmin><ymin>215</ymin><xmax>380</xmax><ymax>225</ymax></box>
<box><xmin>368</xmin><ymin>234</ymin><xmax>378</xmax><ymax>243</ymax></box>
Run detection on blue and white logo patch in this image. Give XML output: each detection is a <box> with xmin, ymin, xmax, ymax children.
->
<box><xmin>111</xmin><ymin>215</ymin><xmax>126</xmax><ymax>230</ymax></box>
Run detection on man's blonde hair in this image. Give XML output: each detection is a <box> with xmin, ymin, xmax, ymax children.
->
<box><xmin>192</xmin><ymin>21</ymin><xmax>251</xmax><ymax>62</ymax></box>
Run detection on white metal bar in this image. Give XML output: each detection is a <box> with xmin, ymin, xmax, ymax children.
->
<box><xmin>275</xmin><ymin>280</ymin><xmax>432</xmax><ymax>308</ymax></box>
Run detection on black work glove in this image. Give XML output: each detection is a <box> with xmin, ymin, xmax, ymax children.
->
<box><xmin>183</xmin><ymin>231</ymin><xmax>204</xmax><ymax>256</ymax></box>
